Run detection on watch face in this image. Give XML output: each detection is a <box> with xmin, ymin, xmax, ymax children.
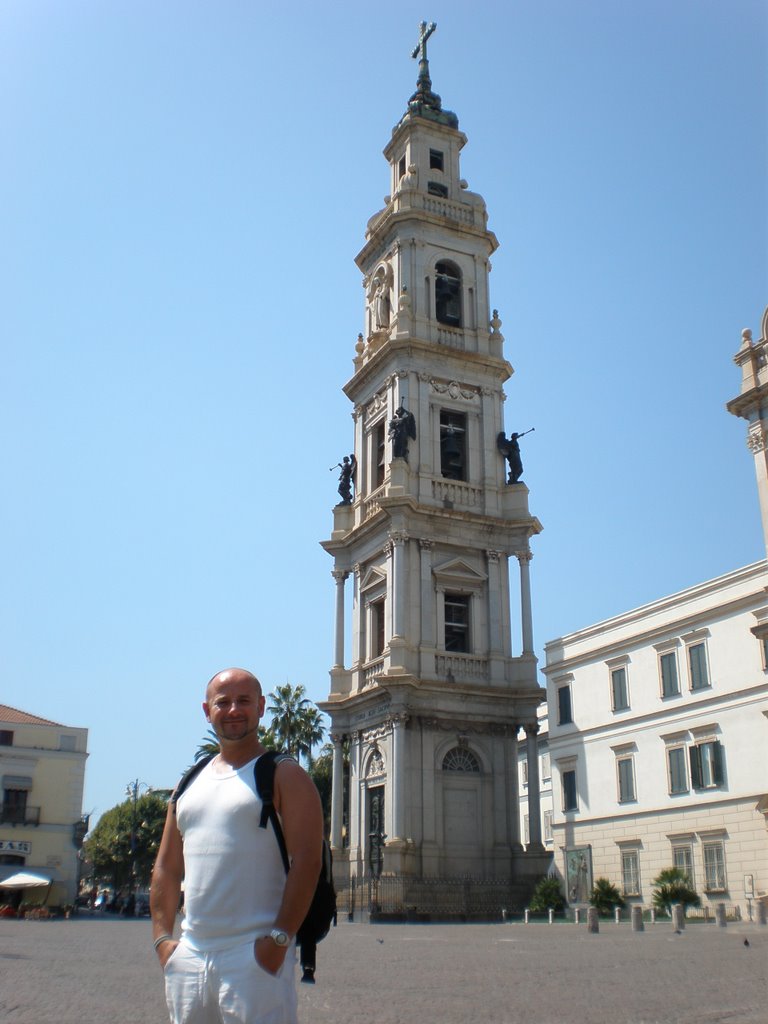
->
<box><xmin>270</xmin><ymin>929</ymin><xmax>290</xmax><ymax>947</ymax></box>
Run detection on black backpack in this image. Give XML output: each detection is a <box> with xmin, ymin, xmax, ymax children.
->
<box><xmin>172</xmin><ymin>750</ymin><xmax>336</xmax><ymax>980</ymax></box>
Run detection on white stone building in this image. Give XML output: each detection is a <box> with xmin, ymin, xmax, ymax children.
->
<box><xmin>320</xmin><ymin>27</ymin><xmax>549</xmax><ymax>909</ymax></box>
<box><xmin>543</xmin><ymin>309</ymin><xmax>768</xmax><ymax>916</ymax></box>
<box><xmin>0</xmin><ymin>704</ymin><xmax>89</xmax><ymax>906</ymax></box>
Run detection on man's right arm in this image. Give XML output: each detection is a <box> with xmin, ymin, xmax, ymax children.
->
<box><xmin>150</xmin><ymin>799</ymin><xmax>184</xmax><ymax>968</ymax></box>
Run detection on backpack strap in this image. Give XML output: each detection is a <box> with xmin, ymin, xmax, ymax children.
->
<box><xmin>254</xmin><ymin>751</ymin><xmax>295</xmax><ymax>873</ymax></box>
<box><xmin>171</xmin><ymin>752</ymin><xmax>216</xmax><ymax>813</ymax></box>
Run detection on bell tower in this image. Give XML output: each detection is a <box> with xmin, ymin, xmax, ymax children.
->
<box><xmin>321</xmin><ymin>25</ymin><xmax>549</xmax><ymax>902</ymax></box>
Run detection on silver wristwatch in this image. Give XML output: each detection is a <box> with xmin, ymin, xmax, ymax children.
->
<box><xmin>269</xmin><ymin>928</ymin><xmax>290</xmax><ymax>947</ymax></box>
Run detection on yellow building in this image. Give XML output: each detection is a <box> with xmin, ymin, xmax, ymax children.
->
<box><xmin>0</xmin><ymin>704</ymin><xmax>88</xmax><ymax>906</ymax></box>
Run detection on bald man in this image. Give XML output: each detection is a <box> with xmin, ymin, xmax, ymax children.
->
<box><xmin>151</xmin><ymin>668</ymin><xmax>324</xmax><ymax>1024</ymax></box>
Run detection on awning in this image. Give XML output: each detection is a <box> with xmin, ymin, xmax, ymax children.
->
<box><xmin>0</xmin><ymin>870</ymin><xmax>51</xmax><ymax>889</ymax></box>
<box><xmin>2</xmin><ymin>775</ymin><xmax>33</xmax><ymax>790</ymax></box>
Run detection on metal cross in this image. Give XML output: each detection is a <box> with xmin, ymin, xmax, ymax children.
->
<box><xmin>411</xmin><ymin>20</ymin><xmax>437</xmax><ymax>62</ymax></box>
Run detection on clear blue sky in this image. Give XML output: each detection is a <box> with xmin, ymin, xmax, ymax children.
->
<box><xmin>1</xmin><ymin>0</ymin><xmax>766</xmax><ymax>826</ymax></box>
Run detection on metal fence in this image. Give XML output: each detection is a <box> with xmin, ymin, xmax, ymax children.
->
<box><xmin>335</xmin><ymin>875</ymin><xmax>531</xmax><ymax>922</ymax></box>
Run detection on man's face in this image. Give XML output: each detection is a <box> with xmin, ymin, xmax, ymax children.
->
<box><xmin>203</xmin><ymin>671</ymin><xmax>265</xmax><ymax>743</ymax></box>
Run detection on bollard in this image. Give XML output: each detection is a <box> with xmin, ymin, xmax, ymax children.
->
<box><xmin>671</xmin><ymin>904</ymin><xmax>685</xmax><ymax>931</ymax></box>
<box><xmin>614</xmin><ymin>906</ymin><xmax>621</xmax><ymax>925</ymax></box>
<box><xmin>502</xmin><ymin>908</ymin><xmax>507</xmax><ymax>923</ymax></box>
<box><xmin>548</xmin><ymin>908</ymin><xmax>554</xmax><ymax>924</ymax></box>
<box><xmin>574</xmin><ymin>908</ymin><xmax>581</xmax><ymax>925</ymax></box>
<box><xmin>715</xmin><ymin>902</ymin><xmax>727</xmax><ymax>928</ymax></box>
<box><xmin>587</xmin><ymin>907</ymin><xmax>599</xmax><ymax>933</ymax></box>
<box><xmin>650</xmin><ymin>907</ymin><xmax>656</xmax><ymax>925</ymax></box>
<box><xmin>757</xmin><ymin>901</ymin><xmax>767</xmax><ymax>926</ymax></box>
<box><xmin>524</xmin><ymin>908</ymin><xmax>530</xmax><ymax>924</ymax></box>
<box><xmin>631</xmin><ymin>905</ymin><xmax>644</xmax><ymax>932</ymax></box>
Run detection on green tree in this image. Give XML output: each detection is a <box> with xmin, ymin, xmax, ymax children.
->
<box><xmin>652</xmin><ymin>867</ymin><xmax>700</xmax><ymax>916</ymax></box>
<box><xmin>589</xmin><ymin>877</ymin><xmax>625</xmax><ymax>917</ymax></box>
<box><xmin>528</xmin><ymin>876</ymin><xmax>565</xmax><ymax>915</ymax></box>
<box><xmin>266</xmin><ymin>683</ymin><xmax>313</xmax><ymax>760</ymax></box>
<box><xmin>296</xmin><ymin>706</ymin><xmax>326</xmax><ymax>769</ymax></box>
<box><xmin>83</xmin><ymin>791</ymin><xmax>168</xmax><ymax>892</ymax></box>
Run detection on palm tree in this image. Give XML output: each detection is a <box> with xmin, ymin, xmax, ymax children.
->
<box><xmin>296</xmin><ymin>706</ymin><xmax>326</xmax><ymax>769</ymax></box>
<box><xmin>195</xmin><ymin>729</ymin><xmax>220</xmax><ymax>762</ymax></box>
<box><xmin>266</xmin><ymin>683</ymin><xmax>312</xmax><ymax>758</ymax></box>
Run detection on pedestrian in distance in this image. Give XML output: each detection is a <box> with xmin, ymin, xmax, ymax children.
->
<box><xmin>150</xmin><ymin>667</ymin><xmax>324</xmax><ymax>1024</ymax></box>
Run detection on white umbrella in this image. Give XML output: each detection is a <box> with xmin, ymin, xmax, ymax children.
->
<box><xmin>0</xmin><ymin>870</ymin><xmax>52</xmax><ymax>889</ymax></box>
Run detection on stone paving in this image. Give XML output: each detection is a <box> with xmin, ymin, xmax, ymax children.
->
<box><xmin>0</xmin><ymin>914</ymin><xmax>765</xmax><ymax>1024</ymax></box>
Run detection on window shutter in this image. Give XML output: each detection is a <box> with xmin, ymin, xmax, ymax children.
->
<box><xmin>711</xmin><ymin>741</ymin><xmax>724</xmax><ymax>785</ymax></box>
<box><xmin>689</xmin><ymin>745</ymin><xmax>703</xmax><ymax>788</ymax></box>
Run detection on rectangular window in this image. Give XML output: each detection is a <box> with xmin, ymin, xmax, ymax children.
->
<box><xmin>543</xmin><ymin>810</ymin><xmax>553</xmax><ymax>843</ymax></box>
<box><xmin>611</xmin><ymin>667</ymin><xmax>629</xmax><ymax>711</ymax></box>
<box><xmin>660</xmin><ymin>652</ymin><xmax>680</xmax><ymax>697</ymax></box>
<box><xmin>523</xmin><ymin>813</ymin><xmax>530</xmax><ymax>845</ymax></box>
<box><xmin>617</xmin><ymin>756</ymin><xmax>636</xmax><ymax>803</ymax></box>
<box><xmin>398</xmin><ymin>155</ymin><xmax>406</xmax><ymax>179</ymax></box>
<box><xmin>440</xmin><ymin>410</ymin><xmax>467</xmax><ymax>481</ymax></box>
<box><xmin>688</xmin><ymin>642</ymin><xmax>710</xmax><ymax>690</ymax></box>
<box><xmin>1</xmin><ymin>789</ymin><xmax>27</xmax><ymax>825</ymax></box>
<box><xmin>371</xmin><ymin>599</ymin><xmax>385</xmax><ymax>659</ymax></box>
<box><xmin>762</xmin><ymin>635</ymin><xmax>768</xmax><ymax>671</ymax></box>
<box><xmin>521</xmin><ymin>759</ymin><xmax>528</xmax><ymax>785</ymax></box>
<box><xmin>429</xmin><ymin>148</ymin><xmax>444</xmax><ymax>171</ymax></box>
<box><xmin>703</xmin><ymin>841</ymin><xmax>726</xmax><ymax>892</ymax></box>
<box><xmin>668</xmin><ymin>747</ymin><xmax>689</xmax><ymax>794</ymax></box>
<box><xmin>557</xmin><ymin>685</ymin><xmax>573</xmax><ymax>725</ymax></box>
<box><xmin>444</xmin><ymin>593</ymin><xmax>470</xmax><ymax>652</ymax></box>
<box><xmin>672</xmin><ymin>845</ymin><xmax>695</xmax><ymax>887</ymax></box>
<box><xmin>621</xmin><ymin>851</ymin><xmax>641</xmax><ymax>896</ymax></box>
<box><xmin>562</xmin><ymin>769</ymin><xmax>578</xmax><ymax>812</ymax></box>
<box><xmin>0</xmin><ymin>731</ymin><xmax>13</xmax><ymax>746</ymax></box>
<box><xmin>428</xmin><ymin>181</ymin><xmax>448</xmax><ymax>198</ymax></box>
<box><xmin>690</xmin><ymin>740</ymin><xmax>724</xmax><ymax>789</ymax></box>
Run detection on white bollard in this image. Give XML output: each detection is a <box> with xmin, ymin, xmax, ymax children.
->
<box><xmin>574</xmin><ymin>908</ymin><xmax>581</xmax><ymax>925</ymax></box>
<box><xmin>548</xmin><ymin>908</ymin><xmax>554</xmax><ymax>924</ymax></box>
<box><xmin>650</xmin><ymin>907</ymin><xmax>656</xmax><ymax>925</ymax></box>
<box><xmin>715</xmin><ymin>902</ymin><xmax>727</xmax><ymax>928</ymax></box>
<box><xmin>524</xmin><ymin>908</ymin><xmax>530</xmax><ymax>924</ymax></box>
<box><xmin>631</xmin><ymin>905</ymin><xmax>644</xmax><ymax>932</ymax></box>
<box><xmin>671</xmin><ymin>904</ymin><xmax>685</xmax><ymax>931</ymax></box>
<box><xmin>587</xmin><ymin>907</ymin><xmax>599</xmax><ymax>933</ymax></box>
<box><xmin>614</xmin><ymin>906</ymin><xmax>621</xmax><ymax>925</ymax></box>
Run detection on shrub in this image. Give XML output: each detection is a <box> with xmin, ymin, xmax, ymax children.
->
<box><xmin>528</xmin><ymin>876</ymin><xmax>565</xmax><ymax>914</ymax></box>
<box><xmin>652</xmin><ymin>867</ymin><xmax>700</xmax><ymax>916</ymax></box>
<box><xmin>589</xmin><ymin>877</ymin><xmax>625</xmax><ymax>917</ymax></box>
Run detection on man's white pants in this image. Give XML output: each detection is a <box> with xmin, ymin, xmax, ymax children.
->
<box><xmin>163</xmin><ymin>939</ymin><xmax>298</xmax><ymax>1024</ymax></box>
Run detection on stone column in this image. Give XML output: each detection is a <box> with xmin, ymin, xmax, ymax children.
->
<box><xmin>525</xmin><ymin>722</ymin><xmax>544</xmax><ymax>852</ymax></box>
<box><xmin>517</xmin><ymin>550</ymin><xmax>534</xmax><ymax>654</ymax></box>
<box><xmin>351</xmin><ymin>564</ymin><xmax>361</xmax><ymax>669</ymax></box>
<box><xmin>391</xmin><ymin>714</ymin><xmax>408</xmax><ymax>841</ymax></box>
<box><xmin>419</xmin><ymin>539</ymin><xmax>434</xmax><ymax>647</ymax></box>
<box><xmin>486</xmin><ymin>550</ymin><xmax>502</xmax><ymax>653</ymax></box>
<box><xmin>332</xmin><ymin>570</ymin><xmax>348</xmax><ymax>668</ymax></box>
<box><xmin>509</xmin><ymin>725</ymin><xmax>523</xmax><ymax>851</ymax></box>
<box><xmin>389</xmin><ymin>531</ymin><xmax>408</xmax><ymax>641</ymax></box>
<box><xmin>330</xmin><ymin>733</ymin><xmax>345</xmax><ymax>850</ymax></box>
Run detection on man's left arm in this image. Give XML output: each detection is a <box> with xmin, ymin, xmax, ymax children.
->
<box><xmin>254</xmin><ymin>758</ymin><xmax>324</xmax><ymax>974</ymax></box>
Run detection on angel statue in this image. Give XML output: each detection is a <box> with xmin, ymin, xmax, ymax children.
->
<box><xmin>332</xmin><ymin>454</ymin><xmax>356</xmax><ymax>505</ymax></box>
<box><xmin>497</xmin><ymin>428</ymin><xmax>534</xmax><ymax>484</ymax></box>
<box><xmin>389</xmin><ymin>406</ymin><xmax>417</xmax><ymax>461</ymax></box>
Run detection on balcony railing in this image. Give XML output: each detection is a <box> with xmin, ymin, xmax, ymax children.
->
<box><xmin>1</xmin><ymin>806</ymin><xmax>41</xmax><ymax>826</ymax></box>
<box><xmin>436</xmin><ymin>654</ymin><xmax>489</xmax><ymax>682</ymax></box>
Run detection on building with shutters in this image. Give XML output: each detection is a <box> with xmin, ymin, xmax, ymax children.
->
<box><xmin>0</xmin><ymin>704</ymin><xmax>89</xmax><ymax>907</ymax></box>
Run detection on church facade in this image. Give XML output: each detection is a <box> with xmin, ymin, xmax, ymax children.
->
<box><xmin>320</xmin><ymin>27</ymin><xmax>549</xmax><ymax>910</ymax></box>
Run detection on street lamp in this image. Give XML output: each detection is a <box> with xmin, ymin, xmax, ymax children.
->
<box><xmin>125</xmin><ymin>779</ymin><xmax>151</xmax><ymax>897</ymax></box>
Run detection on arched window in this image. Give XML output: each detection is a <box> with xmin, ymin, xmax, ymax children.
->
<box><xmin>435</xmin><ymin>261</ymin><xmax>462</xmax><ymax>327</ymax></box>
<box><xmin>442</xmin><ymin>747</ymin><xmax>480</xmax><ymax>772</ymax></box>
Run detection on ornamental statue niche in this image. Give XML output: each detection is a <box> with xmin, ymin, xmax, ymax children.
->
<box><xmin>389</xmin><ymin>405</ymin><xmax>416</xmax><ymax>461</ymax></box>
<box><xmin>369</xmin><ymin>264</ymin><xmax>392</xmax><ymax>333</ymax></box>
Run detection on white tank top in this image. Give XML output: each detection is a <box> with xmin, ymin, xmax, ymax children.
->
<box><xmin>176</xmin><ymin>755</ymin><xmax>286</xmax><ymax>951</ymax></box>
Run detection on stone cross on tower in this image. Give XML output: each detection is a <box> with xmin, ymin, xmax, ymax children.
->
<box><xmin>411</xmin><ymin>20</ymin><xmax>436</xmax><ymax>63</ymax></box>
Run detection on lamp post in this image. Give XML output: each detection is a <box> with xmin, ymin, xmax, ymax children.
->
<box><xmin>125</xmin><ymin>780</ymin><xmax>151</xmax><ymax>898</ymax></box>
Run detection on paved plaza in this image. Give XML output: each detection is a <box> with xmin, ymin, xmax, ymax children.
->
<box><xmin>0</xmin><ymin>914</ymin><xmax>765</xmax><ymax>1024</ymax></box>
